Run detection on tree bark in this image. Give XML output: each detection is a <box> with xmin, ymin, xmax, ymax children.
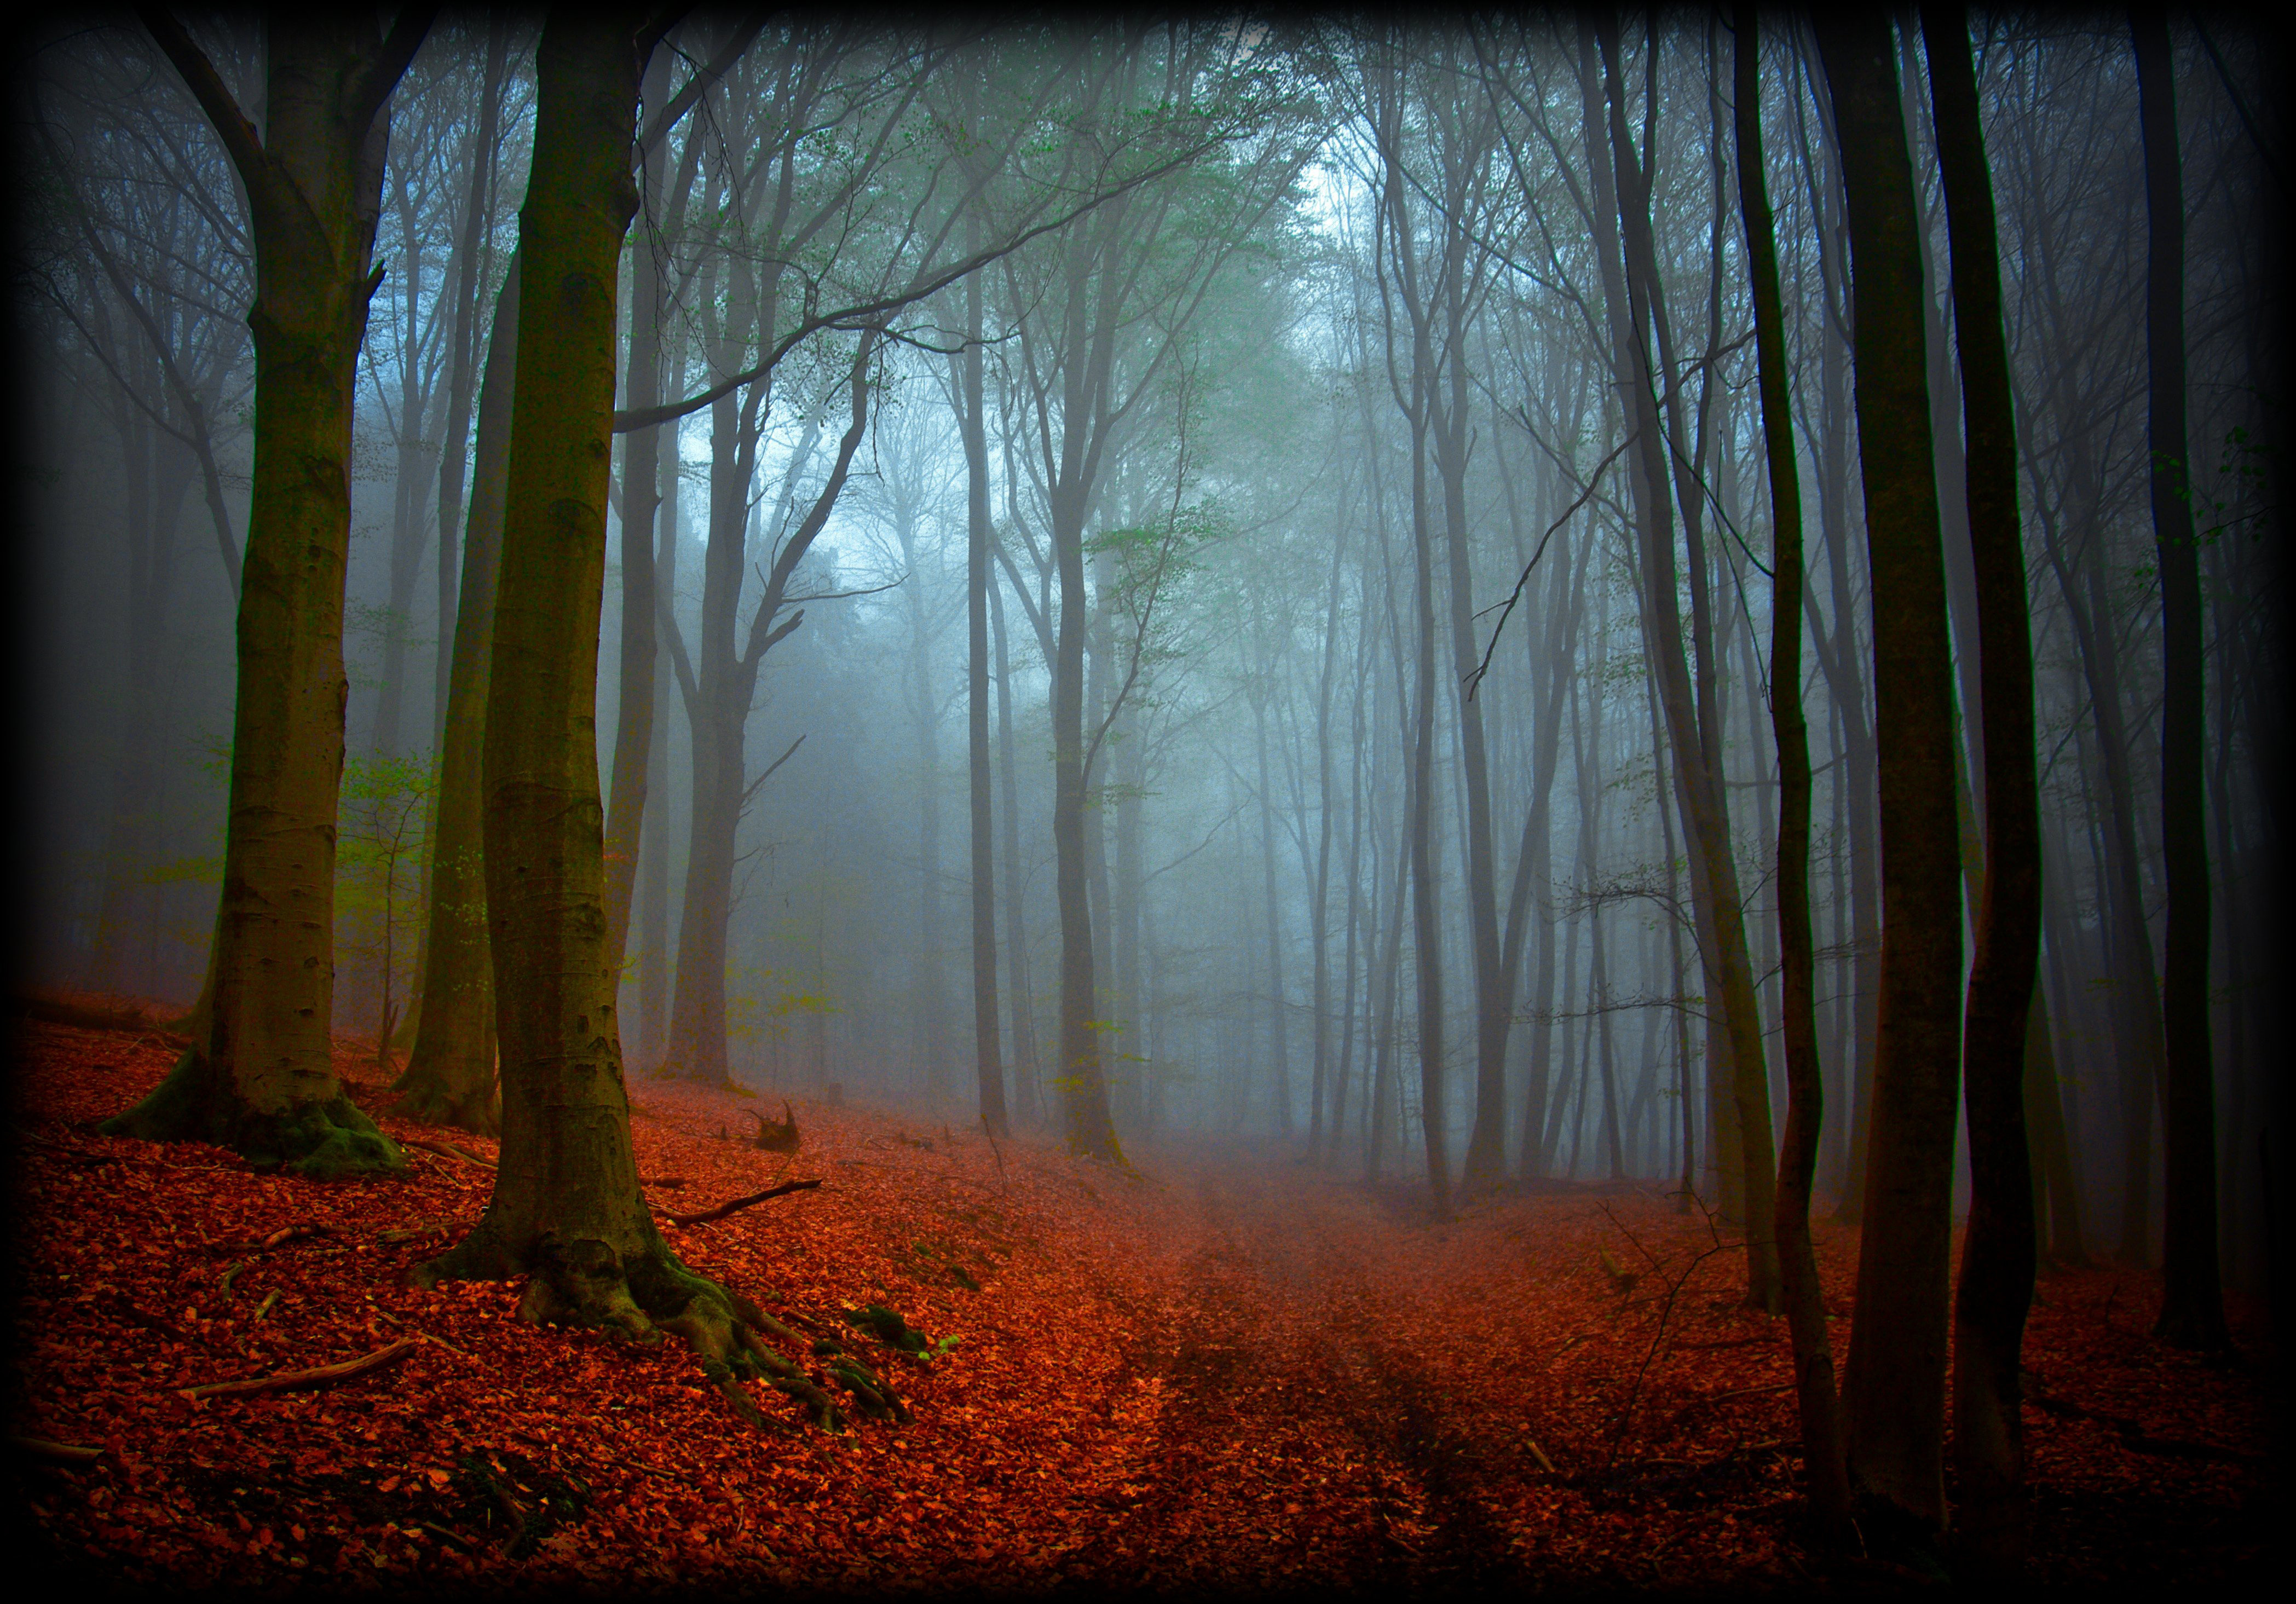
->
<box><xmin>1738</xmin><ymin>3</ymin><xmax>1850</xmax><ymax>1536</ymax></box>
<box><xmin>1818</xmin><ymin>11</ymin><xmax>1965</xmax><ymax>1543</ymax></box>
<box><xmin>105</xmin><ymin>13</ymin><xmax>429</xmax><ymax>1176</ymax></box>
<box><xmin>1920</xmin><ymin>6</ymin><xmax>2047</xmax><ymax>1570</ymax></box>
<box><xmin>959</xmin><ymin>229</ymin><xmax>1010</xmax><ymax>1139</ymax></box>
<box><xmin>394</xmin><ymin>258</ymin><xmax>520</xmax><ymax>1133</ymax></box>
<box><xmin>2132</xmin><ymin>5</ymin><xmax>2231</xmax><ymax>1354</ymax></box>
<box><xmin>1590</xmin><ymin>15</ymin><xmax>1777</xmax><ymax>1301</ymax></box>
<box><xmin>414</xmin><ymin>17</ymin><xmax>830</xmax><ymax>1430</ymax></box>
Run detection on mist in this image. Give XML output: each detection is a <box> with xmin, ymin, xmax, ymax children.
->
<box><xmin>10</xmin><ymin>10</ymin><xmax>2285</xmax><ymax>1585</ymax></box>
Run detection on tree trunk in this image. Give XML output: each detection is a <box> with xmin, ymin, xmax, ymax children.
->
<box><xmin>394</xmin><ymin>258</ymin><xmax>520</xmax><ymax>1133</ymax></box>
<box><xmin>991</xmin><ymin>575</ymin><xmax>1042</xmax><ymax>1127</ymax></box>
<box><xmin>1737</xmin><ymin>3</ymin><xmax>1850</xmax><ymax>1533</ymax></box>
<box><xmin>959</xmin><ymin>237</ymin><xmax>1009</xmax><ymax>1138</ymax></box>
<box><xmin>599</xmin><ymin>41</ymin><xmax>678</xmax><ymax>974</ymax></box>
<box><xmin>1818</xmin><ymin>11</ymin><xmax>1966</xmax><ymax>1543</ymax></box>
<box><xmin>2132</xmin><ymin>4</ymin><xmax>2232</xmax><ymax>1355</ymax></box>
<box><xmin>415</xmin><ymin>17</ymin><xmax>832</xmax><ymax>1432</ymax></box>
<box><xmin>1921</xmin><ymin>5</ymin><xmax>2048</xmax><ymax>1568</ymax></box>
<box><xmin>106</xmin><ymin>15</ymin><xmax>424</xmax><ymax>1176</ymax></box>
<box><xmin>1590</xmin><ymin>15</ymin><xmax>1777</xmax><ymax>1302</ymax></box>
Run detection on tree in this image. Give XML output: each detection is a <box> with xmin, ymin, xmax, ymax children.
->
<box><xmin>1923</xmin><ymin>4</ymin><xmax>2046</xmax><ymax>1570</ymax></box>
<box><xmin>1735</xmin><ymin>2</ymin><xmax>1849</xmax><ymax>1536</ymax></box>
<box><xmin>103</xmin><ymin>10</ymin><xmax>433</xmax><ymax>1176</ymax></box>
<box><xmin>416</xmin><ymin>9</ymin><xmax>841</xmax><ymax>1431</ymax></box>
<box><xmin>2131</xmin><ymin>3</ymin><xmax>2232</xmax><ymax>1355</ymax></box>
<box><xmin>1816</xmin><ymin>10</ymin><xmax>1966</xmax><ymax>1544</ymax></box>
<box><xmin>391</xmin><ymin>256</ymin><xmax>518</xmax><ymax>1133</ymax></box>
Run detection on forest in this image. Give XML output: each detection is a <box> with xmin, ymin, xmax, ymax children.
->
<box><xmin>9</xmin><ymin>7</ymin><xmax>2283</xmax><ymax>1595</ymax></box>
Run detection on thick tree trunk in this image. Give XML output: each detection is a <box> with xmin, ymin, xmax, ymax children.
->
<box><xmin>106</xmin><ymin>15</ymin><xmax>423</xmax><ymax>1176</ymax></box>
<box><xmin>1737</xmin><ymin>4</ymin><xmax>1850</xmax><ymax>1533</ymax></box>
<box><xmin>2132</xmin><ymin>6</ymin><xmax>2232</xmax><ymax>1355</ymax></box>
<box><xmin>1818</xmin><ymin>11</ymin><xmax>1966</xmax><ymax>1544</ymax></box>
<box><xmin>416</xmin><ymin>16</ymin><xmax>835</xmax><ymax>1431</ymax></box>
<box><xmin>394</xmin><ymin>259</ymin><xmax>520</xmax><ymax>1133</ymax></box>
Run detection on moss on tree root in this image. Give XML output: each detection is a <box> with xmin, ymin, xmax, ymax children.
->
<box><xmin>414</xmin><ymin>1229</ymin><xmax>847</xmax><ymax>1432</ymax></box>
<box><xmin>100</xmin><ymin>1046</ymin><xmax>405</xmax><ymax>1177</ymax></box>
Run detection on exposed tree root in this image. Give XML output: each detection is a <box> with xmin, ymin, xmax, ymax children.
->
<box><xmin>413</xmin><ymin>1227</ymin><xmax>849</xmax><ymax>1433</ymax></box>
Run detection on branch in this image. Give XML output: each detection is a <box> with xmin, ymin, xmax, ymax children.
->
<box><xmin>178</xmin><ymin>1338</ymin><xmax>420</xmax><ymax>1401</ymax></box>
<box><xmin>347</xmin><ymin>3</ymin><xmax>442</xmax><ymax>139</ymax></box>
<box><xmin>136</xmin><ymin>7</ymin><xmax>280</xmax><ymax>215</ymax></box>
<box><xmin>1465</xmin><ymin>429</ymin><xmax>1635</xmax><ymax>701</ymax></box>
<box><xmin>739</xmin><ymin>733</ymin><xmax>805</xmax><ymax>807</ymax></box>
<box><xmin>638</xmin><ymin>13</ymin><xmax>766</xmax><ymax>156</ymax></box>
<box><xmin>664</xmin><ymin>1178</ymin><xmax>822</xmax><ymax>1226</ymax></box>
<box><xmin>613</xmin><ymin>143</ymin><xmax>1213</xmax><ymax>434</ymax></box>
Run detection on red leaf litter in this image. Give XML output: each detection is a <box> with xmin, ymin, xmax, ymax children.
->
<box><xmin>10</xmin><ymin>1002</ymin><xmax>2274</xmax><ymax>1597</ymax></box>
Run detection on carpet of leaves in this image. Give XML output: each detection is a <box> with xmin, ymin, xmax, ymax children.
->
<box><xmin>10</xmin><ymin>1002</ymin><xmax>2274</xmax><ymax>1597</ymax></box>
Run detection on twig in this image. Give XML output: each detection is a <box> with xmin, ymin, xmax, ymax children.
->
<box><xmin>178</xmin><ymin>1337</ymin><xmax>418</xmax><ymax>1401</ymax></box>
<box><xmin>372</xmin><ymin>1306</ymin><xmax>472</xmax><ymax>1358</ymax></box>
<box><xmin>402</xmin><ymin>1138</ymin><xmax>495</xmax><ymax>1169</ymax></box>
<box><xmin>621</xmin><ymin>1459</ymin><xmax>690</xmax><ymax>1485</ymax></box>
<box><xmin>1675</xmin><ymin>1381</ymin><xmax>1795</xmax><ymax>1414</ymax></box>
<box><xmin>11</xmin><ymin>1435</ymin><xmax>102</xmax><ymax>1464</ymax></box>
<box><xmin>1522</xmin><ymin>1433</ymin><xmax>1557</xmax><ymax>1473</ymax></box>
<box><xmin>219</xmin><ymin>1260</ymin><xmax>246</xmax><ymax>1295</ymax></box>
<box><xmin>253</xmin><ymin>1289</ymin><xmax>280</xmax><ymax>1322</ymax></box>
<box><xmin>663</xmin><ymin>1178</ymin><xmax>822</xmax><ymax>1227</ymax></box>
<box><xmin>1601</xmin><ymin>1196</ymin><xmax>1741</xmax><ymax>1473</ymax></box>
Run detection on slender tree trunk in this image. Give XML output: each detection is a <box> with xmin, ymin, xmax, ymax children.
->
<box><xmin>1590</xmin><ymin>16</ymin><xmax>1777</xmax><ymax>1302</ymax></box>
<box><xmin>1738</xmin><ymin>4</ymin><xmax>1850</xmax><ymax>1532</ymax></box>
<box><xmin>432</xmin><ymin>17</ymin><xmax>509</xmax><ymax>753</ymax></box>
<box><xmin>959</xmin><ymin>240</ymin><xmax>1009</xmax><ymax>1139</ymax></box>
<box><xmin>991</xmin><ymin>576</ymin><xmax>1041</xmax><ymax>1127</ymax></box>
<box><xmin>599</xmin><ymin>42</ymin><xmax>678</xmax><ymax>973</ymax></box>
<box><xmin>2132</xmin><ymin>5</ymin><xmax>2232</xmax><ymax>1354</ymax></box>
<box><xmin>637</xmin><ymin>426</ymin><xmax>678</xmax><ymax>1068</ymax></box>
<box><xmin>395</xmin><ymin>259</ymin><xmax>520</xmax><ymax>1132</ymax></box>
<box><xmin>1919</xmin><ymin>7</ymin><xmax>2048</xmax><ymax>1567</ymax></box>
<box><xmin>1818</xmin><ymin>11</ymin><xmax>1966</xmax><ymax>1542</ymax></box>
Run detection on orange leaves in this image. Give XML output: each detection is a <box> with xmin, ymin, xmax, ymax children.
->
<box><xmin>13</xmin><ymin>1013</ymin><xmax>2273</xmax><ymax>1591</ymax></box>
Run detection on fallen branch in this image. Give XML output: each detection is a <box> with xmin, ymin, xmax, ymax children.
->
<box><xmin>664</xmin><ymin>1178</ymin><xmax>823</xmax><ymax>1227</ymax></box>
<box><xmin>11</xmin><ymin>1435</ymin><xmax>102</xmax><ymax>1464</ymax></box>
<box><xmin>1674</xmin><ymin>1381</ymin><xmax>1795</xmax><ymax>1416</ymax></box>
<box><xmin>372</xmin><ymin>1307</ymin><xmax>471</xmax><ymax>1357</ymax></box>
<box><xmin>210</xmin><ymin>1223</ymin><xmax>339</xmax><ymax>1257</ymax></box>
<box><xmin>402</xmin><ymin>1138</ymin><xmax>495</xmax><ymax>1169</ymax></box>
<box><xmin>1522</xmin><ymin>1432</ymin><xmax>1557</xmax><ymax>1473</ymax></box>
<box><xmin>177</xmin><ymin>1337</ymin><xmax>417</xmax><ymax>1401</ymax></box>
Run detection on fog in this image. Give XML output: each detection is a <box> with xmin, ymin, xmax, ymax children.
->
<box><xmin>16</xmin><ymin>11</ymin><xmax>2282</xmax><ymax>1301</ymax></box>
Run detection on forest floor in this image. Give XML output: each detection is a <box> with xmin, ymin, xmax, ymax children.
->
<box><xmin>9</xmin><ymin>999</ymin><xmax>2277</xmax><ymax>1599</ymax></box>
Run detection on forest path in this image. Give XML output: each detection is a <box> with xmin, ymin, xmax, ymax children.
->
<box><xmin>1058</xmin><ymin>1158</ymin><xmax>1535</xmax><ymax>1591</ymax></box>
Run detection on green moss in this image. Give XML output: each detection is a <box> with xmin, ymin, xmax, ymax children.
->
<box><xmin>100</xmin><ymin>1047</ymin><xmax>405</xmax><ymax>1177</ymax></box>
